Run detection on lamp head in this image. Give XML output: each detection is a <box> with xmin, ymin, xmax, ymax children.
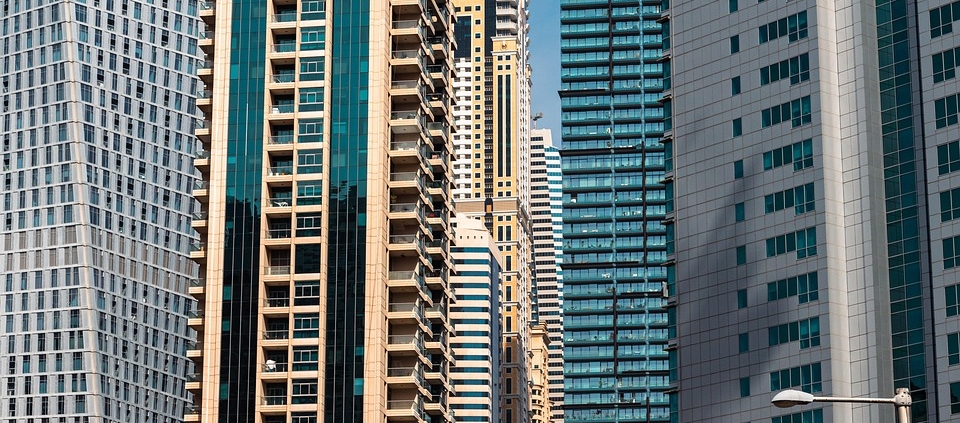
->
<box><xmin>772</xmin><ymin>390</ymin><xmax>815</xmax><ymax>408</ymax></box>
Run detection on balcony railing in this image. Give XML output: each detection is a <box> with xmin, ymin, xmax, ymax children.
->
<box><xmin>390</xmin><ymin>202</ymin><xmax>418</xmax><ymax>213</ymax></box>
<box><xmin>267</xmin><ymin>198</ymin><xmax>292</xmax><ymax>207</ymax></box>
<box><xmin>267</xmin><ymin>166</ymin><xmax>294</xmax><ymax>176</ymax></box>
<box><xmin>272</xmin><ymin>74</ymin><xmax>295</xmax><ymax>83</ymax></box>
<box><xmin>273</xmin><ymin>13</ymin><xmax>297</xmax><ymax>22</ymax></box>
<box><xmin>270</xmin><ymin>104</ymin><xmax>294</xmax><ymax>114</ymax></box>
<box><xmin>264</xmin><ymin>265</ymin><xmax>291</xmax><ymax>276</ymax></box>
<box><xmin>193</xmin><ymin>180</ymin><xmax>210</xmax><ymax>190</ymax></box>
<box><xmin>262</xmin><ymin>395</ymin><xmax>287</xmax><ymax>406</ymax></box>
<box><xmin>265</xmin><ymin>297</ymin><xmax>291</xmax><ymax>307</ymax></box>
<box><xmin>391</xmin><ymin>110</ymin><xmax>420</xmax><ymax>121</ymax></box>
<box><xmin>392</xmin><ymin>49</ymin><xmax>421</xmax><ymax>60</ymax></box>
<box><xmin>390</xmin><ymin>172</ymin><xmax>419</xmax><ymax>182</ymax></box>
<box><xmin>266</xmin><ymin>228</ymin><xmax>291</xmax><ymax>239</ymax></box>
<box><xmin>393</xmin><ymin>19</ymin><xmax>419</xmax><ymax>29</ymax></box>
<box><xmin>273</xmin><ymin>43</ymin><xmax>296</xmax><ymax>53</ymax></box>
<box><xmin>268</xmin><ymin>135</ymin><xmax>294</xmax><ymax>145</ymax></box>
<box><xmin>390</xmin><ymin>234</ymin><xmax>417</xmax><ymax>244</ymax></box>
<box><xmin>262</xmin><ymin>361</ymin><xmax>289</xmax><ymax>372</ymax></box>
<box><xmin>263</xmin><ymin>329</ymin><xmax>289</xmax><ymax>340</ymax></box>
<box><xmin>189</xmin><ymin>242</ymin><xmax>206</xmax><ymax>253</ymax></box>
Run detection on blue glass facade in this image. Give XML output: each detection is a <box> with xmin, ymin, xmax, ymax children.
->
<box><xmin>218</xmin><ymin>0</ymin><xmax>267</xmax><ymax>420</ymax></box>
<box><xmin>559</xmin><ymin>1</ymin><xmax>673</xmax><ymax>421</ymax></box>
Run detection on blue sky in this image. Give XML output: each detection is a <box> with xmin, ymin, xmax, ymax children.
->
<box><xmin>528</xmin><ymin>1</ymin><xmax>561</xmax><ymax>143</ymax></box>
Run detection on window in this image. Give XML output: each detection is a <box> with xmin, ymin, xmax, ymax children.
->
<box><xmin>732</xmin><ymin>76</ymin><xmax>741</xmax><ymax>95</ymax></box>
<box><xmin>292</xmin><ymin>379</ymin><xmax>319</xmax><ymax>404</ymax></box>
<box><xmin>945</xmin><ymin>236</ymin><xmax>960</xmax><ymax>269</ymax></box>
<box><xmin>766</xmin><ymin>227</ymin><xmax>817</xmax><ymax>259</ymax></box>
<box><xmin>300</xmin><ymin>27</ymin><xmax>325</xmax><ymax>50</ymax></box>
<box><xmin>948</xmin><ymin>284</ymin><xmax>960</xmax><ymax>316</ymax></box>
<box><xmin>933</xmin><ymin>46</ymin><xmax>960</xmax><ymax>82</ymax></box>
<box><xmin>760</xmin><ymin>53</ymin><xmax>810</xmax><ymax>85</ymax></box>
<box><xmin>761</xmin><ymin>96</ymin><xmax>812</xmax><ymax>128</ymax></box>
<box><xmin>736</xmin><ymin>246</ymin><xmax>747</xmax><ymax>265</ymax></box>
<box><xmin>759</xmin><ymin>11</ymin><xmax>808</xmax><ymax>44</ymax></box>
<box><xmin>763</xmin><ymin>139</ymin><xmax>814</xmax><ymax>171</ymax></box>
<box><xmin>942</xmin><ymin>187</ymin><xmax>960</xmax><ymax>221</ymax></box>
<box><xmin>949</xmin><ymin>333</ymin><xmax>960</xmax><ymax>365</ymax></box>
<box><xmin>772</xmin><ymin>409</ymin><xmax>823</xmax><ymax>423</ymax></box>
<box><xmin>730</xmin><ymin>35</ymin><xmax>740</xmax><ymax>53</ymax></box>
<box><xmin>739</xmin><ymin>333</ymin><xmax>749</xmax><ymax>353</ymax></box>
<box><xmin>931</xmin><ymin>1</ymin><xmax>960</xmax><ymax>38</ymax></box>
<box><xmin>737</xmin><ymin>289</ymin><xmax>748</xmax><ymax>308</ymax></box>
<box><xmin>734</xmin><ymin>160</ymin><xmax>744</xmax><ymax>179</ymax></box>
<box><xmin>939</xmin><ymin>141</ymin><xmax>960</xmax><ymax>174</ymax></box>
<box><xmin>293</xmin><ymin>314</ymin><xmax>320</xmax><ymax>338</ymax></box>
<box><xmin>735</xmin><ymin>202</ymin><xmax>745</xmax><ymax>221</ymax></box>
<box><xmin>770</xmin><ymin>363</ymin><xmax>822</xmax><ymax>393</ymax></box>
<box><xmin>729</xmin><ymin>0</ymin><xmax>738</xmax><ymax>12</ymax></box>
<box><xmin>952</xmin><ymin>382</ymin><xmax>960</xmax><ymax>414</ymax></box>
<box><xmin>733</xmin><ymin>118</ymin><xmax>743</xmax><ymax>137</ymax></box>
<box><xmin>769</xmin><ymin>317</ymin><xmax>821</xmax><ymax>349</ymax></box>
<box><xmin>764</xmin><ymin>183</ymin><xmax>815</xmax><ymax>215</ymax></box>
<box><xmin>739</xmin><ymin>377</ymin><xmax>751</xmax><ymax>397</ymax></box>
<box><xmin>935</xmin><ymin>93</ymin><xmax>960</xmax><ymax>128</ymax></box>
<box><xmin>767</xmin><ymin>272</ymin><xmax>819</xmax><ymax>303</ymax></box>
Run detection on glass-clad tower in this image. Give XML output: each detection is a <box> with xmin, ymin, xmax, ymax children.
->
<box><xmin>1</xmin><ymin>0</ymin><xmax>201</xmax><ymax>420</ymax></box>
<box><xmin>559</xmin><ymin>1</ymin><xmax>673</xmax><ymax>422</ymax></box>
<box><xmin>188</xmin><ymin>0</ymin><xmax>459</xmax><ymax>422</ymax></box>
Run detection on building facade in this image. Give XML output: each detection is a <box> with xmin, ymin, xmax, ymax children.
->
<box><xmin>559</xmin><ymin>1</ymin><xmax>674</xmax><ymax>423</ymax></box>
<box><xmin>451</xmin><ymin>1</ymin><xmax>536</xmax><ymax>423</ymax></box>
<box><xmin>530</xmin><ymin>128</ymin><xmax>565</xmax><ymax>421</ymax></box>
<box><xmin>449</xmin><ymin>216</ymin><xmax>502</xmax><ymax>423</ymax></box>
<box><xmin>0</xmin><ymin>0</ymin><xmax>201</xmax><ymax>420</ymax></box>
<box><xmin>188</xmin><ymin>0</ymin><xmax>458</xmax><ymax>422</ymax></box>
<box><xmin>668</xmin><ymin>0</ymin><xmax>960</xmax><ymax>422</ymax></box>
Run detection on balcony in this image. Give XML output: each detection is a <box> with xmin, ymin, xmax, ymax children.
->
<box><xmin>386</xmin><ymin>365</ymin><xmax>425</xmax><ymax>390</ymax></box>
<box><xmin>390</xmin><ymin>110</ymin><xmax>425</xmax><ymax>134</ymax></box>
<box><xmin>191</xmin><ymin>211</ymin><xmax>209</xmax><ymax>229</ymax></box>
<box><xmin>386</xmin><ymin>398</ymin><xmax>425</xmax><ymax>422</ymax></box>
<box><xmin>187</xmin><ymin>309</ymin><xmax>204</xmax><ymax>332</ymax></box>
<box><xmin>185</xmin><ymin>373</ymin><xmax>201</xmax><ymax>393</ymax></box>
<box><xmin>193</xmin><ymin>150</ymin><xmax>210</xmax><ymax>173</ymax></box>
<box><xmin>264</xmin><ymin>265</ymin><xmax>291</xmax><ymax>276</ymax></box>
<box><xmin>197</xmin><ymin>60</ymin><xmax>214</xmax><ymax>84</ymax></box>
<box><xmin>188</xmin><ymin>277</ymin><xmax>205</xmax><ymax>297</ymax></box>
<box><xmin>185</xmin><ymin>340</ymin><xmax>202</xmax><ymax>361</ymax></box>
<box><xmin>265</xmin><ymin>228</ymin><xmax>292</xmax><ymax>240</ymax></box>
<box><xmin>196</xmin><ymin>89</ymin><xmax>213</xmax><ymax>113</ymax></box>
<box><xmin>192</xmin><ymin>180</ymin><xmax>209</xmax><ymax>202</ymax></box>
<box><xmin>195</xmin><ymin>119</ymin><xmax>212</xmax><ymax>145</ymax></box>
<box><xmin>184</xmin><ymin>404</ymin><xmax>202</xmax><ymax>422</ymax></box>
<box><xmin>387</xmin><ymin>271</ymin><xmax>430</xmax><ymax>299</ymax></box>
<box><xmin>268</xmin><ymin>134</ymin><xmax>295</xmax><ymax>146</ymax></box>
<box><xmin>388</xmin><ymin>301</ymin><xmax>426</xmax><ymax>325</ymax></box>
<box><xmin>267</xmin><ymin>165</ymin><xmax>294</xmax><ymax>177</ymax></box>
<box><xmin>387</xmin><ymin>333</ymin><xmax>424</xmax><ymax>357</ymax></box>
<box><xmin>389</xmin><ymin>171</ymin><xmax>424</xmax><ymax>192</ymax></box>
<box><xmin>198</xmin><ymin>31</ymin><xmax>215</xmax><ymax>56</ymax></box>
<box><xmin>198</xmin><ymin>1</ymin><xmax>215</xmax><ymax>26</ymax></box>
<box><xmin>189</xmin><ymin>241</ymin><xmax>207</xmax><ymax>261</ymax></box>
<box><xmin>263</xmin><ymin>329</ymin><xmax>290</xmax><ymax>341</ymax></box>
<box><xmin>426</xmin><ymin>122</ymin><xmax>449</xmax><ymax>143</ymax></box>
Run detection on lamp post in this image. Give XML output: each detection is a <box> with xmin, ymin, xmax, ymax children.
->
<box><xmin>771</xmin><ymin>388</ymin><xmax>912</xmax><ymax>423</ymax></box>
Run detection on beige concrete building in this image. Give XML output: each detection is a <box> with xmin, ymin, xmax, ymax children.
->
<box><xmin>188</xmin><ymin>1</ymin><xmax>459</xmax><ymax>422</ymax></box>
<box><xmin>450</xmin><ymin>216</ymin><xmax>503</xmax><ymax>423</ymax></box>
<box><xmin>528</xmin><ymin>324</ymin><xmax>552</xmax><ymax>423</ymax></box>
<box><xmin>450</xmin><ymin>1</ymin><xmax>535</xmax><ymax>423</ymax></box>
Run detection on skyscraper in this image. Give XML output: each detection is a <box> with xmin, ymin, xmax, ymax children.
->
<box><xmin>450</xmin><ymin>1</ymin><xmax>536</xmax><ymax>422</ymax></box>
<box><xmin>188</xmin><ymin>1</ymin><xmax>458</xmax><ymax>422</ymax></box>
<box><xmin>667</xmin><ymin>0</ymin><xmax>957</xmax><ymax>422</ymax></box>
<box><xmin>530</xmin><ymin>128</ymin><xmax>565</xmax><ymax>422</ymax></box>
<box><xmin>0</xmin><ymin>0</ymin><xmax>200</xmax><ymax>420</ymax></box>
<box><xmin>449</xmin><ymin>215</ymin><xmax>502</xmax><ymax>423</ymax></box>
<box><xmin>559</xmin><ymin>1</ymin><xmax>674</xmax><ymax>422</ymax></box>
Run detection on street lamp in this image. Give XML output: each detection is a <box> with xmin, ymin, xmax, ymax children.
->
<box><xmin>771</xmin><ymin>388</ymin><xmax>912</xmax><ymax>423</ymax></box>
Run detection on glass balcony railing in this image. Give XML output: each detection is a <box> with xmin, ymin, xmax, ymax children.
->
<box><xmin>264</xmin><ymin>265</ymin><xmax>291</xmax><ymax>275</ymax></box>
<box><xmin>270</xmin><ymin>104</ymin><xmax>294</xmax><ymax>114</ymax></box>
<box><xmin>272</xmin><ymin>74</ymin><xmax>295</xmax><ymax>83</ymax></box>
<box><xmin>268</xmin><ymin>135</ymin><xmax>294</xmax><ymax>145</ymax></box>
<box><xmin>263</xmin><ymin>329</ymin><xmax>289</xmax><ymax>340</ymax></box>
<box><xmin>273</xmin><ymin>43</ymin><xmax>296</xmax><ymax>53</ymax></box>
<box><xmin>267</xmin><ymin>166</ymin><xmax>293</xmax><ymax>176</ymax></box>
<box><xmin>390</xmin><ymin>202</ymin><xmax>418</xmax><ymax>213</ymax></box>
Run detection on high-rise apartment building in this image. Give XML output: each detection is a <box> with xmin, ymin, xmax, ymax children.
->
<box><xmin>528</xmin><ymin>324</ymin><xmax>552</xmax><ymax>423</ymax></box>
<box><xmin>451</xmin><ymin>1</ymin><xmax>535</xmax><ymax>423</ymax></box>
<box><xmin>559</xmin><ymin>1</ymin><xmax>674</xmax><ymax>423</ymax></box>
<box><xmin>530</xmin><ymin>128</ymin><xmax>564</xmax><ymax>421</ymax></box>
<box><xmin>0</xmin><ymin>0</ymin><xmax>200</xmax><ymax>420</ymax></box>
<box><xmin>666</xmin><ymin>0</ymin><xmax>959</xmax><ymax>422</ymax></box>
<box><xmin>449</xmin><ymin>215</ymin><xmax>502</xmax><ymax>423</ymax></box>
<box><xmin>188</xmin><ymin>1</ymin><xmax>458</xmax><ymax>422</ymax></box>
